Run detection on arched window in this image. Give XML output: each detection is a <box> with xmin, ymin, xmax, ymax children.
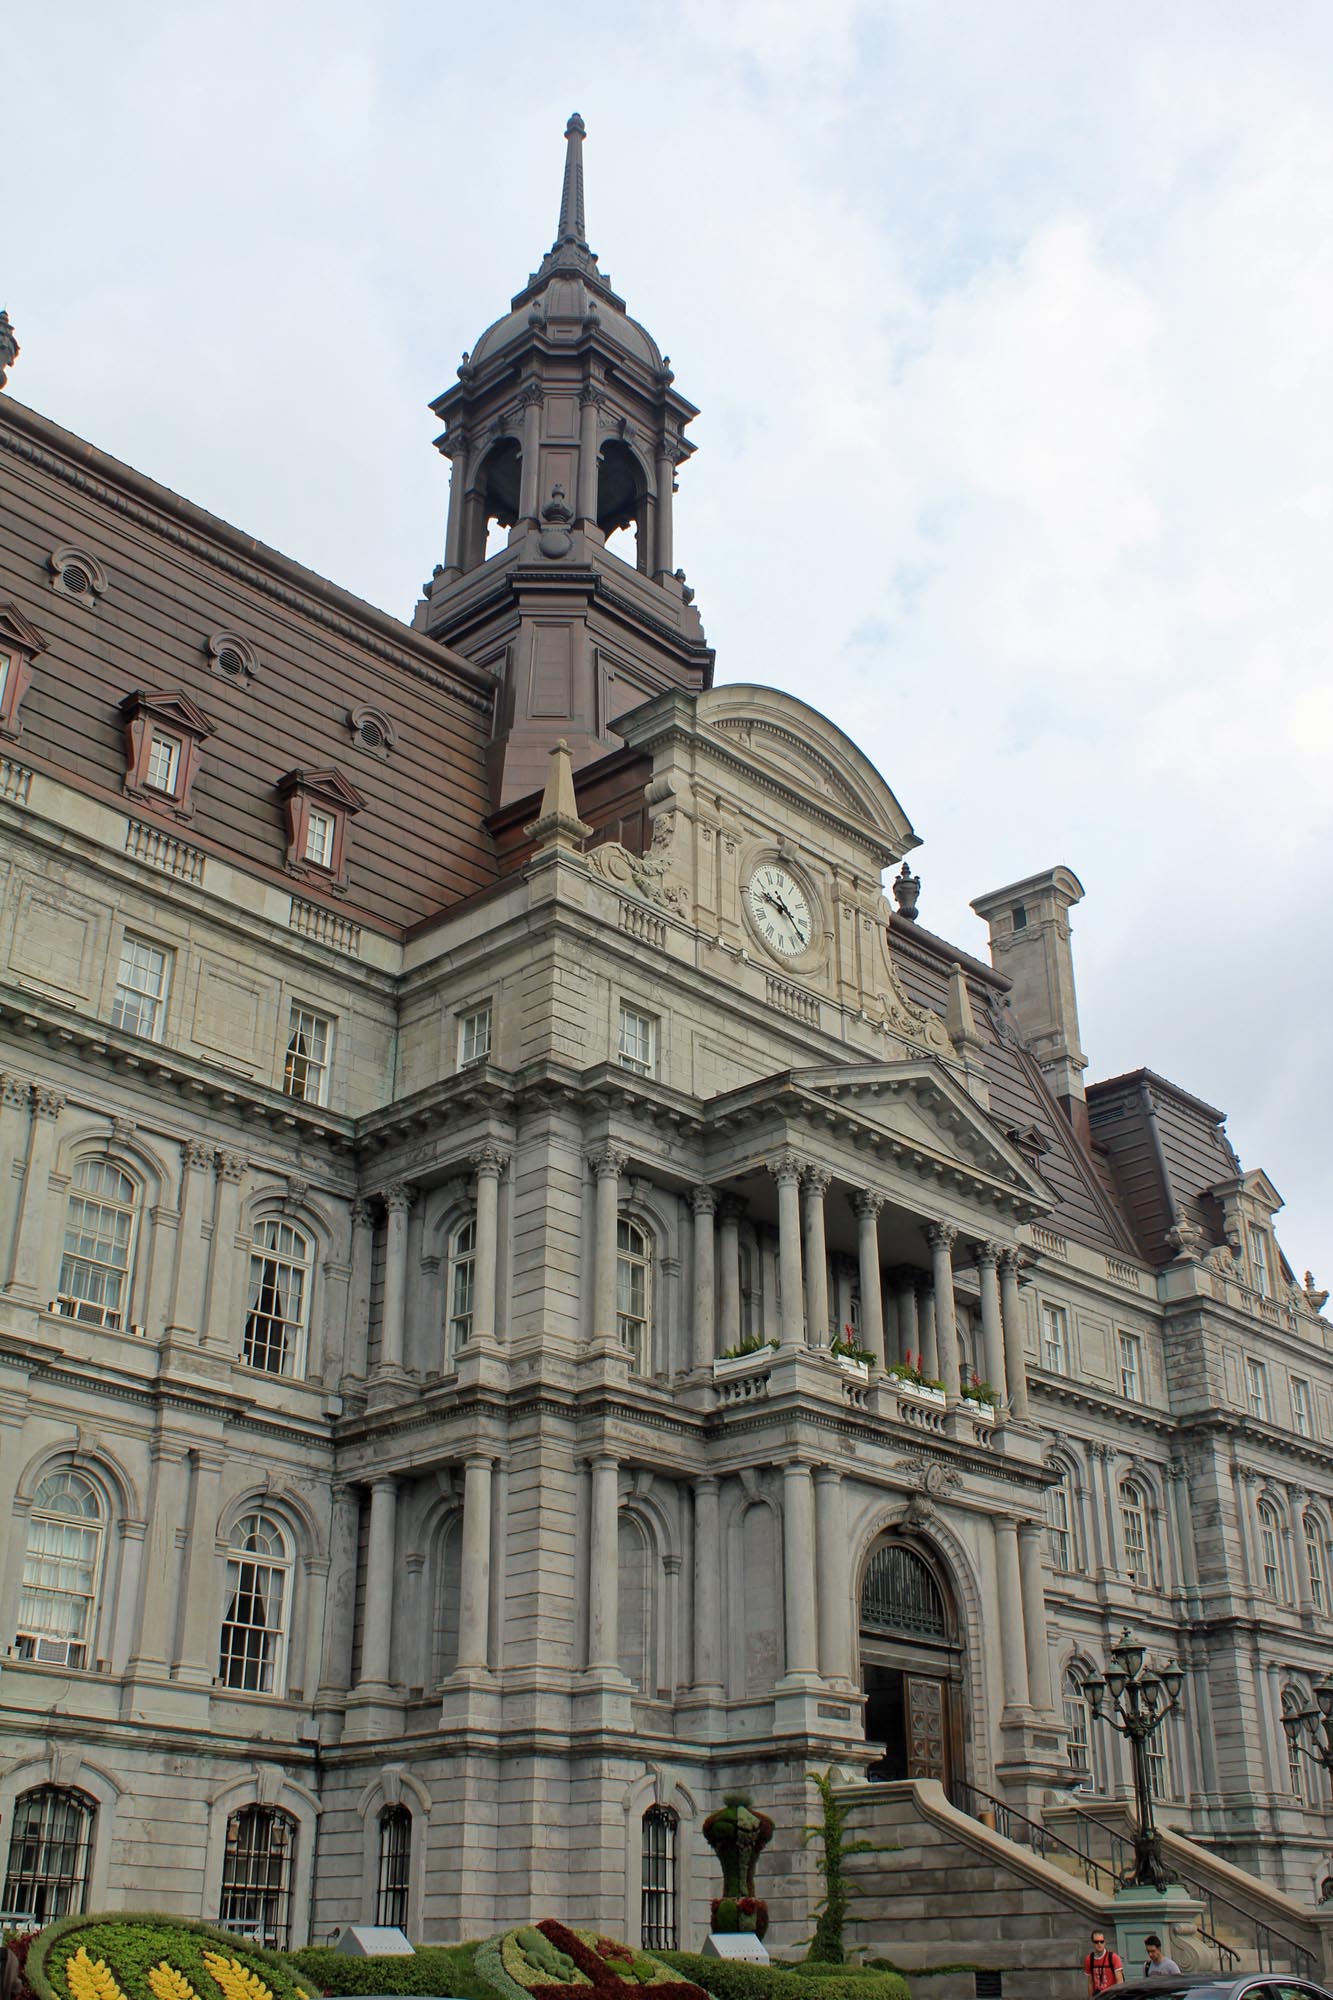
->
<box><xmin>446</xmin><ymin>1215</ymin><xmax>477</xmax><ymax>1356</ymax></box>
<box><xmin>57</xmin><ymin>1158</ymin><xmax>139</xmax><ymax>1327</ymax></box>
<box><xmin>219</xmin><ymin>1513</ymin><xmax>291</xmax><ymax>1694</ymax></box>
<box><xmin>2</xmin><ymin>1786</ymin><xmax>95</xmax><ymax>1919</ymax></box>
<box><xmin>1063</xmin><ymin>1663</ymin><xmax>1095</xmax><ymax>1788</ymax></box>
<box><xmin>244</xmin><ymin>1219</ymin><xmax>312</xmax><ymax>1376</ymax></box>
<box><xmin>1283</xmin><ymin>1686</ymin><xmax>1310</xmax><ymax>1801</ymax></box>
<box><xmin>616</xmin><ymin>1218</ymin><xmax>652</xmax><ymax>1373</ymax></box>
<box><xmin>470</xmin><ymin>438</ymin><xmax>522</xmax><ymax>566</ymax></box>
<box><xmin>218</xmin><ymin>1804</ymin><xmax>297</xmax><ymax>1947</ymax></box>
<box><xmin>432</xmin><ymin>1514</ymin><xmax>463</xmax><ymax>1682</ymax></box>
<box><xmin>617</xmin><ymin>1513</ymin><xmax>653</xmax><ymax>1693</ymax></box>
<box><xmin>1258</xmin><ymin>1500</ymin><xmax>1288</xmax><ymax>1602</ymax></box>
<box><xmin>1145</xmin><ymin>1722</ymin><xmax>1171</xmax><ymax>1802</ymax></box>
<box><xmin>860</xmin><ymin>1544</ymin><xmax>947</xmax><ymax>1639</ymax></box>
<box><xmin>16</xmin><ymin>1469</ymin><xmax>104</xmax><ymax>1667</ymax></box>
<box><xmin>375</xmin><ymin>1805</ymin><xmax>411</xmax><ymax>1928</ymax></box>
<box><xmin>597</xmin><ymin>440</ymin><xmax>649</xmax><ymax>572</ymax></box>
<box><xmin>1119</xmin><ymin>1479</ymin><xmax>1155</xmax><ymax>1586</ymax></box>
<box><xmin>641</xmin><ymin>1804</ymin><xmax>679</xmax><ymax>1950</ymax></box>
<box><xmin>1306</xmin><ymin>1513</ymin><xmax>1327</xmax><ymax>1614</ymax></box>
<box><xmin>1048</xmin><ymin>1465</ymin><xmax>1079</xmax><ymax>1572</ymax></box>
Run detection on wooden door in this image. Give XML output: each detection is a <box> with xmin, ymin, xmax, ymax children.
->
<box><xmin>905</xmin><ymin>1673</ymin><xmax>948</xmax><ymax>1780</ymax></box>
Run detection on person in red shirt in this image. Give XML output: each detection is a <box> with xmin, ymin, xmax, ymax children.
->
<box><xmin>1085</xmin><ymin>1931</ymin><xmax>1125</xmax><ymax>1994</ymax></box>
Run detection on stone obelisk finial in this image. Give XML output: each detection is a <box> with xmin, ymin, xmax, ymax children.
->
<box><xmin>556</xmin><ymin>113</ymin><xmax>589</xmax><ymax>249</ymax></box>
<box><xmin>0</xmin><ymin>311</ymin><xmax>19</xmax><ymax>392</ymax></box>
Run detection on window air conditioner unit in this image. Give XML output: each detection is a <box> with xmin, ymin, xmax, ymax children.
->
<box><xmin>130</xmin><ymin>1323</ymin><xmax>147</xmax><ymax>1338</ymax></box>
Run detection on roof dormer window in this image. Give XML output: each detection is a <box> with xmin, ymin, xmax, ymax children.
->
<box><xmin>0</xmin><ymin>603</ymin><xmax>46</xmax><ymax>740</ymax></box>
<box><xmin>277</xmin><ymin>767</ymin><xmax>364</xmax><ymax>893</ymax></box>
<box><xmin>120</xmin><ymin>688</ymin><xmax>214</xmax><ymax>820</ymax></box>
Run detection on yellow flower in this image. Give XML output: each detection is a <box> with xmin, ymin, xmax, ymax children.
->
<box><xmin>149</xmin><ymin>1967</ymin><xmax>199</xmax><ymax>2000</ymax></box>
<box><xmin>202</xmin><ymin>1953</ymin><xmax>276</xmax><ymax>2000</ymax></box>
<box><xmin>66</xmin><ymin>1950</ymin><xmax>130</xmax><ymax>2000</ymax></box>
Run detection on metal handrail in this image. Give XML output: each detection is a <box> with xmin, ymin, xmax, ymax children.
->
<box><xmin>947</xmin><ymin>1777</ymin><xmax>1122</xmax><ymax>1896</ymax></box>
<box><xmin>1056</xmin><ymin>1797</ymin><xmax>1314</xmax><ymax>1978</ymax></box>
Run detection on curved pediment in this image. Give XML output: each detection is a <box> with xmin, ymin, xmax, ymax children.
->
<box><xmin>696</xmin><ymin>685</ymin><xmax>917</xmax><ymax>857</ymax></box>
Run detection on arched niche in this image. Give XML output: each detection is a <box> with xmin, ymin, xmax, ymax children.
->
<box><xmin>857</xmin><ymin>1532</ymin><xmax>966</xmax><ymax>1787</ymax></box>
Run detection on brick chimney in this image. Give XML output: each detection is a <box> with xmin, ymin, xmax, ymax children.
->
<box><xmin>971</xmin><ymin>866</ymin><xmax>1089</xmax><ymax>1142</ymax></box>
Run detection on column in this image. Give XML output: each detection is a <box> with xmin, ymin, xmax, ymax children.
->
<box><xmin>377</xmin><ymin>1185</ymin><xmax>414</xmax><ymax>1372</ymax></box>
<box><xmin>1290</xmin><ymin>1487</ymin><xmax>1315</xmax><ymax>1617</ymax></box>
<box><xmin>895</xmin><ymin>1271</ymin><xmax>919</xmax><ymax>1366</ymax></box>
<box><xmin>456</xmin><ymin>1455</ymin><xmax>494</xmax><ymax>1671</ymax></box>
<box><xmin>802</xmin><ymin>1168</ymin><xmax>831</xmax><ymax>1347</ymax></box>
<box><xmin>997</xmin><ymin>1249</ymin><xmax>1031</xmax><ymax>1420</ymax></box>
<box><xmin>470</xmin><ymin>1146</ymin><xmax>509</xmax><ymax>1347</ymax></box>
<box><xmin>781</xmin><ymin>1460</ymin><xmax>819</xmax><ymax>1681</ymax></box>
<box><xmin>317</xmin><ymin>1484</ymin><xmax>362</xmax><ymax>1702</ymax></box>
<box><xmin>919</xmin><ymin>1284</ymin><xmax>939</xmax><ymax>1378</ymax></box>
<box><xmin>343</xmin><ymin>1200</ymin><xmax>374</xmax><ymax>1380</ymax></box>
<box><xmin>975</xmin><ymin>1242</ymin><xmax>1009</xmax><ymax>1401</ymax></box>
<box><xmin>927</xmin><ymin>1222</ymin><xmax>961</xmax><ymax>1392</ymax></box>
<box><xmin>172</xmin><ymin>1448</ymin><xmax>226</xmax><ymax>1684</ymax></box>
<box><xmin>853</xmin><ymin>1192</ymin><xmax>886</xmax><ymax>1366</ymax></box>
<box><xmin>488</xmin><ymin>1460</ymin><xmax>508</xmax><ymax>1672</ymax></box>
<box><xmin>0</xmin><ymin>1075</ymin><xmax>31</xmax><ymax>1282</ymax></box>
<box><xmin>442</xmin><ymin>440</ymin><xmax>468</xmax><ymax>579</ymax></box>
<box><xmin>654</xmin><ymin>442</ymin><xmax>677</xmax><ymax>576</ymax></box>
<box><xmin>691</xmin><ymin>1186</ymin><xmax>717</xmax><ymax>1369</ymax></box>
<box><xmin>662</xmin><ymin>1554</ymin><xmax>682</xmax><ymax>1693</ymax></box>
<box><xmin>770</xmin><ymin>1153</ymin><xmax>805</xmax><ymax>1348</ymax></box>
<box><xmin>993</xmin><ymin>1514</ymin><xmax>1030</xmax><ymax>1711</ymax></box>
<box><xmin>128</xmin><ymin>1440</ymin><xmax>190</xmax><ymax>1675</ymax></box>
<box><xmin>356</xmin><ymin>1476</ymin><xmax>398</xmax><ymax>1689</ymax></box>
<box><xmin>5</xmin><ymin>1084</ymin><xmax>63</xmax><ymax>1299</ymax></box>
<box><xmin>587</xmin><ymin>1454</ymin><xmax>620</xmax><ymax>1670</ymax></box>
<box><xmin>166</xmin><ymin>1140</ymin><xmax>215</xmax><ymax>1338</ymax></box>
<box><xmin>718</xmin><ymin>1197</ymin><xmax>743</xmax><ymax>1352</ymax></box>
<box><xmin>692</xmin><ymin>1475</ymin><xmax>723</xmax><ymax>1693</ymax></box>
<box><xmin>1167</xmin><ymin>1461</ymin><xmax>1199</xmax><ymax>1605</ymax></box>
<box><xmin>203</xmin><ymin>1151</ymin><xmax>246</xmax><ymax>1350</ymax></box>
<box><xmin>577</xmin><ymin>386</ymin><xmax>602</xmax><ymax>525</ymax></box>
<box><xmin>814</xmin><ymin>1468</ymin><xmax>850</xmax><ymax>1683</ymax></box>
<box><xmin>589</xmin><ymin>1148</ymin><xmax>627</xmax><ymax>1342</ymax></box>
<box><xmin>1263</xmin><ymin>1659</ymin><xmax>1289</xmax><ymax>1796</ymax></box>
<box><xmin>519</xmin><ymin>385</ymin><xmax>543</xmax><ymax>523</ymax></box>
<box><xmin>1017</xmin><ymin>1520</ymin><xmax>1054</xmax><ymax>1712</ymax></box>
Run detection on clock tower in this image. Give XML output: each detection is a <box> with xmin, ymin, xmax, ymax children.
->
<box><xmin>417</xmin><ymin>115</ymin><xmax>714</xmax><ymax>809</ymax></box>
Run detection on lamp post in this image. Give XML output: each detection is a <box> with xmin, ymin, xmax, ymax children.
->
<box><xmin>1281</xmin><ymin>1670</ymin><xmax>1333</xmax><ymax>1782</ymax></box>
<box><xmin>1077</xmin><ymin>1628</ymin><xmax>1186</xmax><ymax>1891</ymax></box>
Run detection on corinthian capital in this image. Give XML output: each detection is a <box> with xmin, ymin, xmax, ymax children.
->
<box><xmin>471</xmin><ymin>1143</ymin><xmax>512</xmax><ymax>1180</ymax></box>
<box><xmin>32</xmin><ymin>1086</ymin><xmax>65</xmax><ymax>1121</ymax></box>
<box><xmin>802</xmin><ymin>1165</ymin><xmax>832</xmax><ymax>1199</ymax></box>
<box><xmin>690</xmin><ymin>1184</ymin><xmax>718</xmax><ymax>1217</ymax></box>
<box><xmin>926</xmin><ymin>1220</ymin><xmax>958</xmax><ymax>1253</ymax></box>
<box><xmin>381</xmin><ymin>1182</ymin><xmax>415</xmax><ymax>1215</ymax></box>
<box><xmin>587</xmin><ymin>1145</ymin><xmax>628</xmax><ymax>1182</ymax></box>
<box><xmin>852</xmin><ymin>1189</ymin><xmax>886</xmax><ymax>1221</ymax></box>
<box><xmin>768</xmin><ymin>1150</ymin><xmax>805</xmax><ymax>1189</ymax></box>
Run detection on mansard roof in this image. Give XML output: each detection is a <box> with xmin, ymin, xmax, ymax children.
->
<box><xmin>1085</xmin><ymin>1067</ymin><xmax>1242</xmax><ymax>1268</ymax></box>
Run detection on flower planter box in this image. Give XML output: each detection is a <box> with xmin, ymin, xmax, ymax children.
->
<box><xmin>713</xmin><ymin>1350</ymin><xmax>774</xmax><ymax>1380</ymax></box>
<box><xmin>832</xmin><ymin>1355</ymin><xmax>871</xmax><ymax>1384</ymax></box>
<box><xmin>887</xmin><ymin>1375</ymin><xmax>947</xmax><ymax>1407</ymax></box>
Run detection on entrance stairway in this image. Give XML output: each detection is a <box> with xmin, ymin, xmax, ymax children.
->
<box><xmin>837</xmin><ymin>1780</ymin><xmax>1331</xmax><ymax>2000</ymax></box>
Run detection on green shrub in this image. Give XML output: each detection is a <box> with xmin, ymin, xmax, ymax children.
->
<box><xmin>28</xmin><ymin>1915</ymin><xmax>309</xmax><ymax>2000</ymax></box>
<box><xmin>287</xmin><ymin>1946</ymin><xmax>495</xmax><ymax>2000</ymax></box>
<box><xmin>651</xmin><ymin>1953</ymin><xmax>908</xmax><ymax>2000</ymax></box>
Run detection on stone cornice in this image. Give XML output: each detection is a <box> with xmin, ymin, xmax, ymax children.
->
<box><xmin>0</xmin><ymin>398</ymin><xmax>496</xmax><ymax>714</ymax></box>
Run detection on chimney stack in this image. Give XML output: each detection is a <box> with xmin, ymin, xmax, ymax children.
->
<box><xmin>971</xmin><ymin>866</ymin><xmax>1089</xmax><ymax>1141</ymax></box>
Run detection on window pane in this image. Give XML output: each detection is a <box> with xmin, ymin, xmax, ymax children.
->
<box><xmin>17</xmin><ymin>1479</ymin><xmax>103</xmax><ymax>1666</ymax></box>
<box><xmin>219</xmin><ymin>1516</ymin><xmax>290</xmax><ymax>1694</ymax></box>
<box><xmin>305</xmin><ymin>809</ymin><xmax>334</xmax><ymax>867</ymax></box>
<box><xmin>3</xmin><ymin>1788</ymin><xmax>94</xmax><ymax>1921</ymax></box>
<box><xmin>448</xmin><ymin>1216</ymin><xmax>476</xmax><ymax>1350</ymax></box>
<box><xmin>146</xmin><ymin>733</ymin><xmax>181</xmax><ymax>793</ymax></box>
<box><xmin>284</xmin><ymin>1007</ymin><xmax>332</xmax><ymax>1105</ymax></box>
<box><xmin>244</xmin><ymin>1227</ymin><xmax>310</xmax><ymax>1377</ymax></box>
<box><xmin>111</xmin><ymin>935</ymin><xmax>170</xmax><ymax>1040</ymax></box>
<box><xmin>458</xmin><ymin>1007</ymin><xmax>492</xmax><ymax>1065</ymax></box>
<box><xmin>641</xmin><ymin>1806</ymin><xmax>679</xmax><ymax>1950</ymax></box>
<box><xmin>218</xmin><ymin>1806</ymin><xmax>295</xmax><ymax>1948</ymax></box>
<box><xmin>618</xmin><ymin>1006</ymin><xmax>655</xmax><ymax>1076</ymax></box>
<box><xmin>58</xmin><ymin>1160</ymin><xmax>137</xmax><ymax>1328</ymax></box>
<box><xmin>376</xmin><ymin>1808</ymin><xmax>411</xmax><ymax>1929</ymax></box>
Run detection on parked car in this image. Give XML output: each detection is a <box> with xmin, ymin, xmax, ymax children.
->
<box><xmin>1116</xmin><ymin>1978</ymin><xmax>1331</xmax><ymax>2000</ymax></box>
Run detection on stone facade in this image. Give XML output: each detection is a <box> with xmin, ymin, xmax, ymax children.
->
<box><xmin>0</xmin><ymin>115</ymin><xmax>1330</xmax><ymax>1955</ymax></box>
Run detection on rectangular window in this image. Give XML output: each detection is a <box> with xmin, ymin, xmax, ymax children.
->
<box><xmin>457</xmin><ymin>1004</ymin><xmax>492</xmax><ymax>1067</ymax></box>
<box><xmin>618</xmin><ymin>1004</ymin><xmax>657</xmax><ymax>1077</ymax></box>
<box><xmin>1040</xmin><ymin>1301</ymin><xmax>1069</xmax><ymax>1374</ymax></box>
<box><xmin>1250</xmin><ymin>1226</ymin><xmax>1273</xmax><ymax>1297</ymax></box>
<box><xmin>218</xmin><ymin>1557</ymin><xmax>287</xmax><ymax>1691</ymax></box>
<box><xmin>1291</xmin><ymin>1376</ymin><xmax>1312</xmax><ymax>1438</ymax></box>
<box><xmin>1307</xmin><ymin>1526</ymin><xmax>1325</xmax><ymax>1612</ymax></box>
<box><xmin>1063</xmin><ymin>1694</ymin><xmax>1091</xmax><ymax>1786</ymax></box>
<box><xmin>1117</xmin><ymin>1330</ymin><xmax>1144</xmax><ymax>1403</ymax></box>
<box><xmin>145</xmin><ymin>732</ymin><xmax>182</xmax><ymax>795</ymax></box>
<box><xmin>0</xmin><ymin>652</ymin><xmax>10</xmax><ymax>706</ymax></box>
<box><xmin>16</xmin><ymin>1516</ymin><xmax>100</xmax><ymax>1669</ymax></box>
<box><xmin>1048</xmin><ymin>1484</ymin><xmax>1075</xmax><ymax>1571</ymax></box>
<box><xmin>283</xmin><ymin>1005</ymin><xmax>332</xmax><ymax>1105</ymax></box>
<box><xmin>304</xmin><ymin>808</ymin><xmax>335</xmax><ymax>868</ymax></box>
<box><xmin>1245</xmin><ymin>1356</ymin><xmax>1270</xmax><ymax>1422</ymax></box>
<box><xmin>1145</xmin><ymin>1735</ymin><xmax>1170</xmax><ymax>1802</ymax></box>
<box><xmin>110</xmin><ymin>934</ymin><xmax>171</xmax><ymax>1041</ymax></box>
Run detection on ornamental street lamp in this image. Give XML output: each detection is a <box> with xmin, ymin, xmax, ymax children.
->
<box><xmin>1281</xmin><ymin>1670</ymin><xmax>1333</xmax><ymax>1779</ymax></box>
<box><xmin>1077</xmin><ymin>1629</ymin><xmax>1186</xmax><ymax>1891</ymax></box>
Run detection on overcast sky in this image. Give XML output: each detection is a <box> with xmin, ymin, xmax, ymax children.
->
<box><xmin>7</xmin><ymin>2</ymin><xmax>1333</xmax><ymax>1287</ymax></box>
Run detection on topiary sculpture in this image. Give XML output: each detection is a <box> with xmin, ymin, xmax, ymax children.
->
<box><xmin>701</xmin><ymin>1791</ymin><xmax>775</xmax><ymax>1937</ymax></box>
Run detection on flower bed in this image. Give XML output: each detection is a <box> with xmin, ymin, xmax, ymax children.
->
<box><xmin>476</xmin><ymin>1922</ymin><xmax>706</xmax><ymax>2000</ymax></box>
<box><xmin>27</xmin><ymin>1917</ymin><xmax>309</xmax><ymax>2000</ymax></box>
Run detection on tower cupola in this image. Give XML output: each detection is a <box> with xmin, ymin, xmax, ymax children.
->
<box><xmin>419</xmin><ymin>114</ymin><xmax>712</xmax><ymax>809</ymax></box>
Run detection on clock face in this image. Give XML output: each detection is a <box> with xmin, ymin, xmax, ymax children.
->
<box><xmin>746</xmin><ymin>863</ymin><xmax>813</xmax><ymax>958</ymax></box>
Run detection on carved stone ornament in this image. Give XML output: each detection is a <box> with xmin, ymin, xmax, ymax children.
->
<box><xmin>585</xmin><ymin>812</ymin><xmax>684</xmax><ymax>910</ymax></box>
<box><xmin>538</xmin><ymin>484</ymin><xmax>574</xmax><ymax>560</ymax></box>
<box><xmin>1304</xmin><ymin>1271</ymin><xmax>1330</xmax><ymax>1314</ymax></box>
<box><xmin>891</xmin><ymin>1455</ymin><xmax>962</xmax><ymax>1503</ymax></box>
<box><xmin>892</xmin><ymin>862</ymin><xmax>921</xmax><ymax>922</ymax></box>
<box><xmin>1166</xmin><ymin>1220</ymin><xmax>1210</xmax><ymax>1262</ymax></box>
<box><xmin>49</xmin><ymin>545</ymin><xmax>108</xmax><ymax>605</ymax></box>
<box><xmin>0</xmin><ymin>310</ymin><xmax>19</xmax><ymax>390</ymax></box>
<box><xmin>588</xmin><ymin>1145</ymin><xmax>629</xmax><ymax>1181</ymax></box>
<box><xmin>206</xmin><ymin>632</ymin><xmax>260</xmax><ymax>685</ymax></box>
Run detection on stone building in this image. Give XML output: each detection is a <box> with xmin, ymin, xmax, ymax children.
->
<box><xmin>0</xmin><ymin>115</ymin><xmax>1330</xmax><ymax>1955</ymax></box>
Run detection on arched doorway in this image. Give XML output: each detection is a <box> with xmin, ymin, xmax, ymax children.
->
<box><xmin>858</xmin><ymin>1537</ymin><xmax>965</xmax><ymax>1785</ymax></box>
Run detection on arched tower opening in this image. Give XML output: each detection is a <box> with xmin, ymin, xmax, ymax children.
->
<box><xmin>858</xmin><ymin>1534</ymin><xmax>966</xmax><ymax>1787</ymax></box>
<box><xmin>596</xmin><ymin>438</ymin><xmax>650</xmax><ymax>572</ymax></box>
<box><xmin>464</xmin><ymin>437</ymin><xmax>523</xmax><ymax>569</ymax></box>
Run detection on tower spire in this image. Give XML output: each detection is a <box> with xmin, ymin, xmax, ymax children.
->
<box><xmin>555</xmin><ymin>113</ymin><xmax>588</xmax><ymax>250</ymax></box>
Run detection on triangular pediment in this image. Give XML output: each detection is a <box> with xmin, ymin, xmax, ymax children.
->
<box><xmin>707</xmin><ymin>1058</ymin><xmax>1056</xmax><ymax>1209</ymax></box>
<box><xmin>120</xmin><ymin>687</ymin><xmax>216</xmax><ymax>738</ymax></box>
<box><xmin>0</xmin><ymin>602</ymin><xmax>47</xmax><ymax>656</ymax></box>
<box><xmin>277</xmin><ymin>766</ymin><xmax>366</xmax><ymax>813</ymax></box>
